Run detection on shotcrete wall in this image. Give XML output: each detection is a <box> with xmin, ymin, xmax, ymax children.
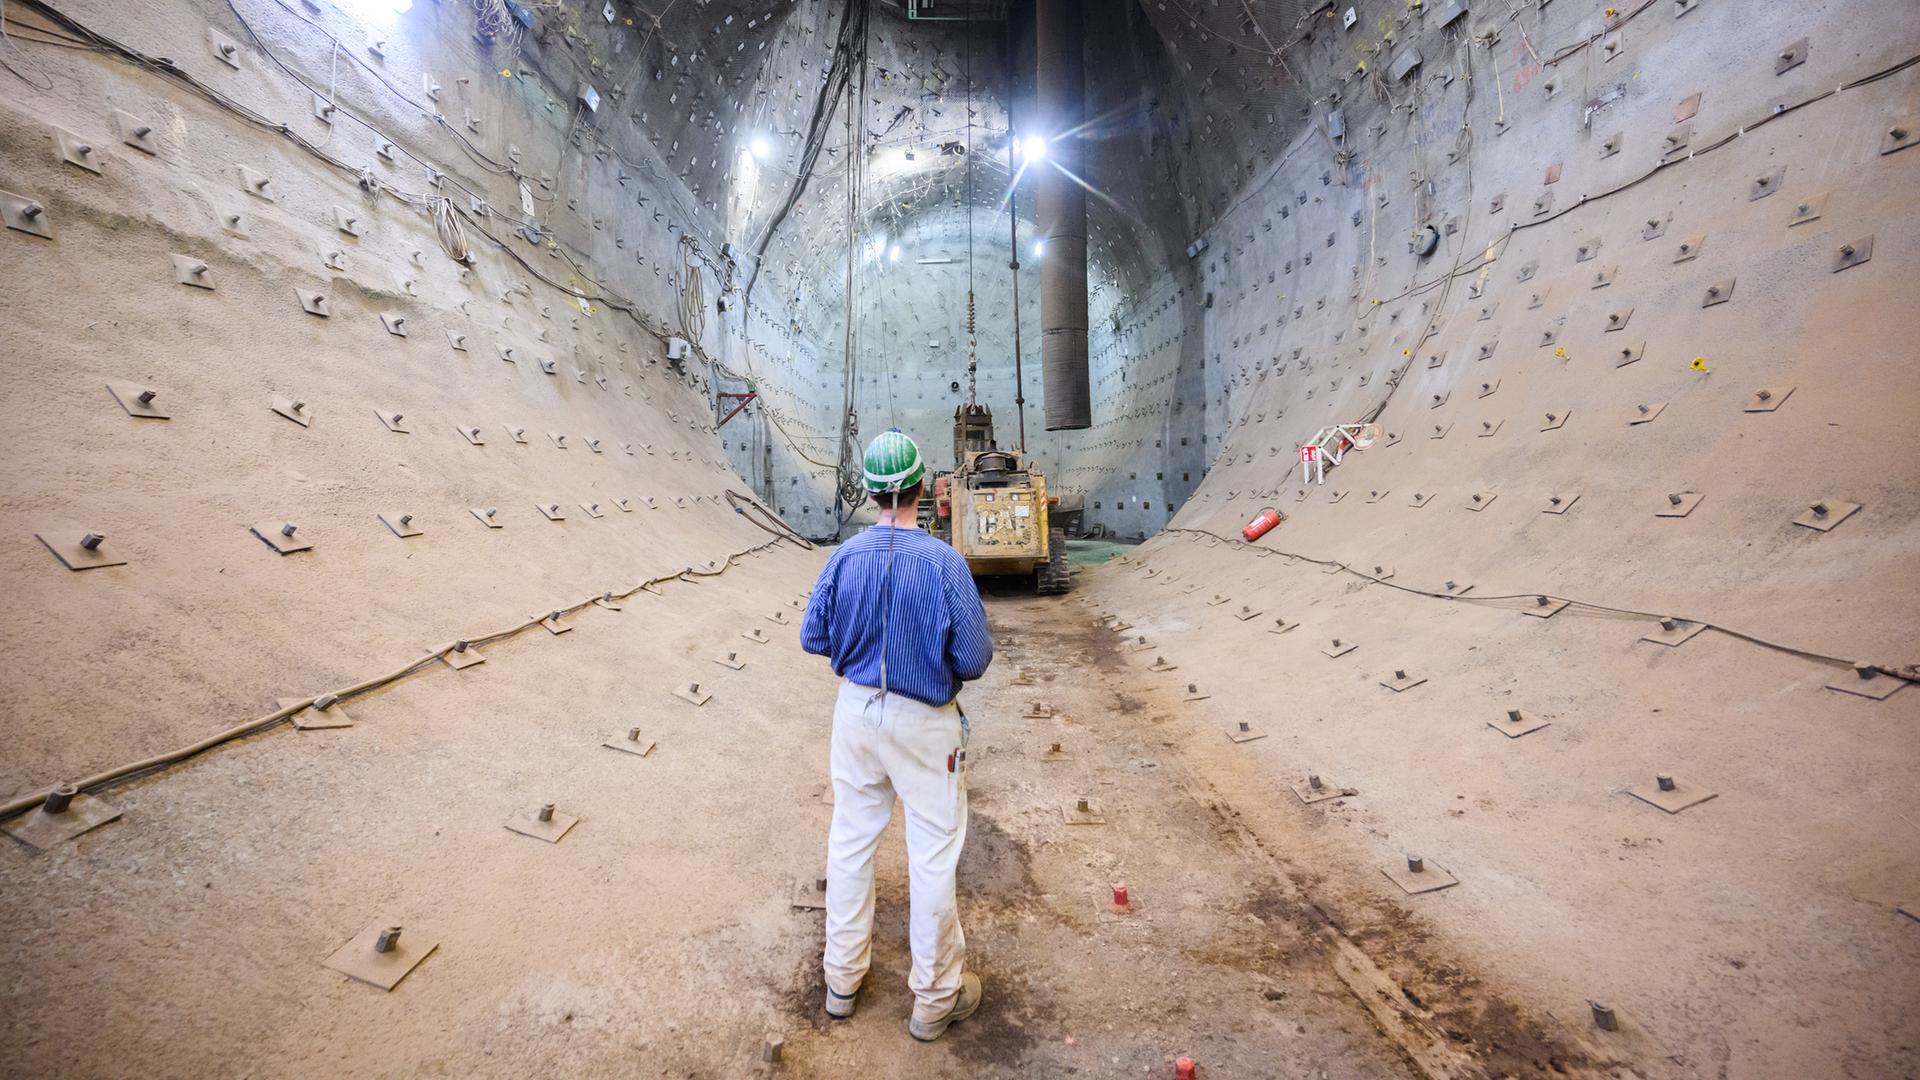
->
<box><xmin>0</xmin><ymin>0</ymin><xmax>801</xmax><ymax>798</ymax></box>
<box><xmin>1079</xmin><ymin>0</ymin><xmax>1920</xmax><ymax>1074</ymax></box>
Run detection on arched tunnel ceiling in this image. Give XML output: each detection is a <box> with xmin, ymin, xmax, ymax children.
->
<box><xmin>555</xmin><ymin>0</ymin><xmax>1321</xmax><ymax>370</ymax></box>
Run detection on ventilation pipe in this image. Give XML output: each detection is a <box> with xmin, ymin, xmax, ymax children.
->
<box><xmin>1036</xmin><ymin>0</ymin><xmax>1090</xmax><ymax>430</ymax></box>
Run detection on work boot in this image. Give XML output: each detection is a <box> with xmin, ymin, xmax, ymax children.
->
<box><xmin>908</xmin><ymin>973</ymin><xmax>982</xmax><ymax>1042</ymax></box>
<box><xmin>825</xmin><ymin>982</ymin><xmax>860</xmax><ymax>1020</ymax></box>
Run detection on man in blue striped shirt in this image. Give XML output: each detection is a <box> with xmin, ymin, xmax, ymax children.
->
<box><xmin>801</xmin><ymin>430</ymin><xmax>994</xmax><ymax>1041</ymax></box>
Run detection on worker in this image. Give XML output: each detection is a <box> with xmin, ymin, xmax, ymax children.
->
<box><xmin>800</xmin><ymin>428</ymin><xmax>995</xmax><ymax>1041</ymax></box>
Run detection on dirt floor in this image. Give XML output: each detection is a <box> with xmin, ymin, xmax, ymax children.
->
<box><xmin>0</xmin><ymin>536</ymin><xmax>1654</xmax><ymax>1078</ymax></box>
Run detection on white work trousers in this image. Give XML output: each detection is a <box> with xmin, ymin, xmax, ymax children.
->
<box><xmin>823</xmin><ymin>680</ymin><xmax>969</xmax><ymax>1025</ymax></box>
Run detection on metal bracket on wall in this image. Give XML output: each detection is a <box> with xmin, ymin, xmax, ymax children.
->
<box><xmin>36</xmin><ymin>527</ymin><xmax>127</xmax><ymax>570</ymax></box>
<box><xmin>1825</xmin><ymin>664</ymin><xmax>1909</xmax><ymax>701</ymax></box>
<box><xmin>1543</xmin><ymin>493</ymin><xmax>1580</xmax><ymax>514</ymax></box>
<box><xmin>1</xmin><ymin>190</ymin><xmax>54</xmax><ymax>238</ymax></box>
<box><xmin>171</xmin><ymin>254</ymin><xmax>215</xmax><ymax>288</ymax></box>
<box><xmin>1323</xmin><ymin>638</ymin><xmax>1358</xmax><ymax>658</ymax></box>
<box><xmin>1477</xmin><ymin>420</ymin><xmax>1504</xmax><ymax>438</ymax></box>
<box><xmin>1792</xmin><ymin>500</ymin><xmax>1860</xmax><ymax>532</ymax></box>
<box><xmin>1489</xmin><ymin>709</ymin><xmax>1551</xmax><ymax>738</ymax></box>
<box><xmin>1627</xmin><ymin>774</ymin><xmax>1717</xmax><ymax>815</ymax></box>
<box><xmin>458</xmin><ymin>424</ymin><xmax>485</xmax><ymax>446</ymax></box>
<box><xmin>379</xmin><ymin>313</ymin><xmax>408</xmax><ymax>336</ymax></box>
<box><xmin>1</xmin><ymin>785</ymin><xmax>121</xmax><ymax>849</ymax></box>
<box><xmin>239</xmin><ymin>165</ymin><xmax>274</xmax><ymax>200</ymax></box>
<box><xmin>54</xmin><ymin>126</ymin><xmax>104</xmax><ymax>174</ymax></box>
<box><xmin>1540</xmin><ymin>410</ymin><xmax>1570</xmax><ymax>432</ymax></box>
<box><xmin>1701</xmin><ymin>279</ymin><xmax>1735</xmax><ymax>307</ymax></box>
<box><xmin>1291</xmin><ymin>773</ymin><xmax>1349</xmax><ymax>804</ymax></box>
<box><xmin>1522</xmin><ymin>595</ymin><xmax>1570</xmax><ymax>619</ymax></box>
<box><xmin>1656</xmin><ymin>491</ymin><xmax>1704</xmax><ymax>517</ymax></box>
<box><xmin>1832</xmin><ymin>235</ymin><xmax>1873</xmax><ymax>272</ymax></box>
<box><xmin>469</xmin><ymin>506</ymin><xmax>502</xmax><ymax>528</ymax></box>
<box><xmin>506</xmin><ymin>802</ymin><xmax>578</xmax><ymax>843</ymax></box>
<box><xmin>296</xmin><ymin>287</ymin><xmax>330</xmax><ymax>316</ymax></box>
<box><xmin>108</xmin><ymin>381</ymin><xmax>170</xmax><ymax>419</ymax></box>
<box><xmin>1788</xmin><ymin>192</ymin><xmax>1828</xmax><ymax>226</ymax></box>
<box><xmin>1628</xmin><ymin>402</ymin><xmax>1667</xmax><ymax>425</ymax></box>
<box><xmin>278</xmin><ymin>696</ymin><xmax>354</xmax><ymax>730</ymax></box>
<box><xmin>1662</xmin><ymin>125</ymin><xmax>1693</xmax><ymax>162</ymax></box>
<box><xmin>1380</xmin><ymin>669</ymin><xmax>1426</xmax><ymax>693</ymax></box>
<box><xmin>208</xmin><ymin>27</ymin><xmax>243</xmax><ymax>67</ymax></box>
<box><xmin>1884</xmin><ymin>117</ymin><xmax>1919</xmax><ymax>155</ymax></box>
<box><xmin>605</xmin><ymin>729</ymin><xmax>656</xmax><ymax>756</ymax></box>
<box><xmin>1385</xmin><ymin>855</ymin><xmax>1457</xmax><ymax>895</ymax></box>
<box><xmin>270</xmin><ymin>394</ymin><xmax>312</xmax><ymax>426</ymax></box>
<box><xmin>1744</xmin><ymin>386</ymin><xmax>1793</xmax><ymax>412</ymax></box>
<box><xmin>252</xmin><ymin>521</ymin><xmax>312</xmax><ymax>554</ymax></box>
<box><xmin>378</xmin><ymin>511</ymin><xmax>422</xmax><ymax>538</ymax></box>
<box><xmin>438</xmin><ymin>641</ymin><xmax>484</xmax><ymax>669</ymax></box>
<box><xmin>1466</xmin><ymin>492</ymin><xmax>1498</xmax><ymax>511</ymax></box>
<box><xmin>1614</xmin><ymin>340</ymin><xmax>1646</xmax><ymax>367</ymax></box>
<box><xmin>375</xmin><ymin>408</ymin><xmax>409</xmax><ymax>433</ymax></box>
<box><xmin>536</xmin><ymin>502</ymin><xmax>566</xmax><ymax>522</ymax></box>
<box><xmin>1641</xmin><ymin>617</ymin><xmax>1707</xmax><ymax>647</ymax></box>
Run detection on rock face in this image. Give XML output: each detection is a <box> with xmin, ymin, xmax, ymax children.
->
<box><xmin>1</xmin><ymin>0</ymin><xmax>1916</xmax><ymax>1076</ymax></box>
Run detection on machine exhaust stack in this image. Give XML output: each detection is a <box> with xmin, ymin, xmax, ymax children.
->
<box><xmin>1035</xmin><ymin>0</ymin><xmax>1091</xmax><ymax>430</ymax></box>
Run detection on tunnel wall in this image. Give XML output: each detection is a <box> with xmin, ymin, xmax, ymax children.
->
<box><xmin>1142</xmin><ymin>0</ymin><xmax>1920</xmax><ymax>657</ymax></box>
<box><xmin>1080</xmin><ymin>1</ymin><xmax>1920</xmax><ymax>1072</ymax></box>
<box><xmin>0</xmin><ymin>0</ymin><xmax>805</xmax><ymax>784</ymax></box>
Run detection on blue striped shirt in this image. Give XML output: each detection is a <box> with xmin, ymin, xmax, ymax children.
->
<box><xmin>801</xmin><ymin>525</ymin><xmax>994</xmax><ymax>707</ymax></box>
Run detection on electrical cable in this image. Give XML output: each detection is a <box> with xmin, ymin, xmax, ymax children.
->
<box><xmin>1159</xmin><ymin>527</ymin><xmax>1908</xmax><ymax>675</ymax></box>
<box><xmin>0</xmin><ymin>535</ymin><xmax>800</xmax><ymax>824</ymax></box>
<box><xmin>727</xmin><ymin>489</ymin><xmax>815</xmax><ymax>548</ymax></box>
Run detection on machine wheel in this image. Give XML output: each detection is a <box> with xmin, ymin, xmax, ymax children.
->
<box><xmin>1035</xmin><ymin>528</ymin><xmax>1072</xmax><ymax>595</ymax></box>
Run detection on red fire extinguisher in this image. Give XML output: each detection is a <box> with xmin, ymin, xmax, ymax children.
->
<box><xmin>1241</xmin><ymin>507</ymin><xmax>1283</xmax><ymax>541</ymax></box>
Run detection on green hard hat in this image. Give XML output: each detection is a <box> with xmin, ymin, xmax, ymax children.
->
<box><xmin>863</xmin><ymin>428</ymin><xmax>925</xmax><ymax>493</ymax></box>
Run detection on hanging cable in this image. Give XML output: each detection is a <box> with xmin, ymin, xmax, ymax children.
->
<box><xmin>964</xmin><ymin>13</ymin><xmax>978</xmax><ymax>408</ymax></box>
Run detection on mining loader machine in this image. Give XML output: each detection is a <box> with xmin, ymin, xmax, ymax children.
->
<box><xmin>928</xmin><ymin>404</ymin><xmax>1071</xmax><ymax>594</ymax></box>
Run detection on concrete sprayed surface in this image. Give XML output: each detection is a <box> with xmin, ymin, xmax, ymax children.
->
<box><xmin>3</xmin><ymin>0</ymin><xmax>1919</xmax><ymax>1076</ymax></box>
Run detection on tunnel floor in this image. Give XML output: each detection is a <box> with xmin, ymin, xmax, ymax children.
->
<box><xmin>0</xmin><ymin>542</ymin><xmax>1634</xmax><ymax>1078</ymax></box>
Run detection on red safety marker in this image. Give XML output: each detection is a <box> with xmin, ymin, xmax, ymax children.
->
<box><xmin>1175</xmin><ymin>1056</ymin><xmax>1197</xmax><ymax>1080</ymax></box>
<box><xmin>1110</xmin><ymin>883</ymin><xmax>1131</xmax><ymax>912</ymax></box>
